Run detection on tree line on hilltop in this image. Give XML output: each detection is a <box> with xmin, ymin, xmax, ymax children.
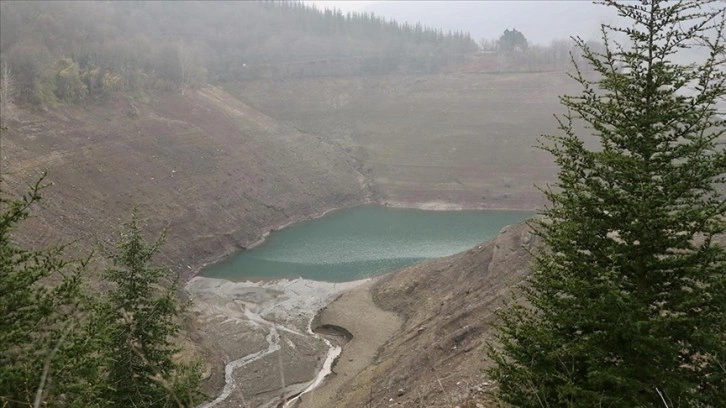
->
<box><xmin>0</xmin><ymin>0</ymin><xmax>477</xmax><ymax>107</ymax></box>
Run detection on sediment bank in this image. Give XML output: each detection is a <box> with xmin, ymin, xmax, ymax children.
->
<box><xmin>186</xmin><ymin>277</ymin><xmax>368</xmax><ymax>408</ymax></box>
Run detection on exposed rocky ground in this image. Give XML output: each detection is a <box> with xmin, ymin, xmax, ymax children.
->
<box><xmin>184</xmin><ymin>277</ymin><xmax>367</xmax><ymax>408</ymax></box>
<box><xmin>183</xmin><ymin>221</ymin><xmax>537</xmax><ymax>408</ymax></box>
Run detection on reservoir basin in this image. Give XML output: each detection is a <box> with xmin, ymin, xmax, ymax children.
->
<box><xmin>200</xmin><ymin>206</ymin><xmax>533</xmax><ymax>282</ymax></box>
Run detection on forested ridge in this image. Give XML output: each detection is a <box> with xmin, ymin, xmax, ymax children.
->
<box><xmin>0</xmin><ymin>0</ymin><xmax>477</xmax><ymax>106</ymax></box>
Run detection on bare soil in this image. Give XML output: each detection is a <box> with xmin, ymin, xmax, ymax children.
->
<box><xmin>301</xmin><ymin>221</ymin><xmax>539</xmax><ymax>408</ymax></box>
<box><xmin>185</xmin><ymin>277</ymin><xmax>368</xmax><ymax>408</ymax></box>
<box><xmin>1</xmin><ymin>86</ymin><xmax>367</xmax><ymax>279</ymax></box>
<box><xmin>2</xmin><ymin>71</ymin><xmax>580</xmax><ymax>275</ymax></box>
<box><xmin>226</xmin><ymin>72</ymin><xmax>589</xmax><ymax>211</ymax></box>
<box><xmin>297</xmin><ymin>280</ymin><xmax>403</xmax><ymax>408</ymax></box>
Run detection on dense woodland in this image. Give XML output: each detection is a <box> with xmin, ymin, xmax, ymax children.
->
<box><xmin>0</xmin><ymin>0</ymin><xmax>477</xmax><ymax>106</ymax></box>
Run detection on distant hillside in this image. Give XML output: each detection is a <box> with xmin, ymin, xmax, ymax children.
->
<box><xmin>0</xmin><ymin>1</ymin><xmax>476</xmax><ymax>107</ymax></box>
<box><xmin>226</xmin><ymin>72</ymin><xmax>585</xmax><ymax>211</ymax></box>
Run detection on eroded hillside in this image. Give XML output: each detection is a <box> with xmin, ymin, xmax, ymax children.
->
<box><xmin>227</xmin><ymin>72</ymin><xmax>585</xmax><ymax>210</ymax></box>
<box><xmin>1</xmin><ymin>86</ymin><xmax>368</xmax><ymax>276</ymax></box>
<box><xmin>2</xmin><ymin>69</ymin><xmax>582</xmax><ymax>275</ymax></box>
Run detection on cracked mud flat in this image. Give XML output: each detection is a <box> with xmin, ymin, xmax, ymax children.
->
<box><xmin>186</xmin><ymin>277</ymin><xmax>366</xmax><ymax>408</ymax></box>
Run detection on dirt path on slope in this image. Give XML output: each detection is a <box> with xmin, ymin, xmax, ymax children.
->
<box><xmin>296</xmin><ymin>280</ymin><xmax>403</xmax><ymax>408</ymax></box>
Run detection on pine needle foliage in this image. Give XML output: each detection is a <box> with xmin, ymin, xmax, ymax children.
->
<box><xmin>0</xmin><ymin>175</ymin><xmax>103</xmax><ymax>407</ymax></box>
<box><xmin>1</xmin><ymin>177</ymin><xmax>202</xmax><ymax>407</ymax></box>
<box><xmin>97</xmin><ymin>210</ymin><xmax>202</xmax><ymax>407</ymax></box>
<box><xmin>488</xmin><ymin>1</ymin><xmax>726</xmax><ymax>406</ymax></box>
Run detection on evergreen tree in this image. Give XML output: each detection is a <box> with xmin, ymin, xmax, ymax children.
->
<box><xmin>498</xmin><ymin>28</ymin><xmax>528</xmax><ymax>52</ymax></box>
<box><xmin>489</xmin><ymin>1</ymin><xmax>726</xmax><ymax>406</ymax></box>
<box><xmin>97</xmin><ymin>210</ymin><xmax>202</xmax><ymax>407</ymax></box>
<box><xmin>0</xmin><ymin>174</ymin><xmax>202</xmax><ymax>407</ymax></box>
<box><xmin>0</xmin><ymin>176</ymin><xmax>104</xmax><ymax>407</ymax></box>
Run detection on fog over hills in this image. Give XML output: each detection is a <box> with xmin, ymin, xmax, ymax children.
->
<box><xmin>361</xmin><ymin>1</ymin><xmax>619</xmax><ymax>44</ymax></box>
<box><xmin>4</xmin><ymin>1</ymin><xmax>724</xmax><ymax>406</ymax></box>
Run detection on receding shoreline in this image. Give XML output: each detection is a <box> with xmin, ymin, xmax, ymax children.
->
<box><xmin>297</xmin><ymin>279</ymin><xmax>404</xmax><ymax>408</ymax></box>
<box><xmin>189</xmin><ymin>199</ymin><xmax>536</xmax><ymax>407</ymax></box>
<box><xmin>192</xmin><ymin>198</ymin><xmax>536</xmax><ymax>279</ymax></box>
<box><xmin>382</xmin><ymin>199</ymin><xmax>537</xmax><ymax>212</ymax></box>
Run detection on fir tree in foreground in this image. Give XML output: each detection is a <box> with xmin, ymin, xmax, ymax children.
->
<box><xmin>489</xmin><ymin>1</ymin><xmax>726</xmax><ymax>406</ymax></box>
<box><xmin>0</xmin><ymin>176</ymin><xmax>102</xmax><ymax>406</ymax></box>
<box><xmin>0</xmin><ymin>175</ymin><xmax>202</xmax><ymax>407</ymax></box>
<box><xmin>97</xmin><ymin>211</ymin><xmax>202</xmax><ymax>407</ymax></box>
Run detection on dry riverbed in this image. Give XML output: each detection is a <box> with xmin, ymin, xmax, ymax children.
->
<box><xmin>186</xmin><ymin>277</ymin><xmax>367</xmax><ymax>408</ymax></box>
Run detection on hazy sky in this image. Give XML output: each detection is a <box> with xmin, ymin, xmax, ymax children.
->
<box><xmin>303</xmin><ymin>1</ymin><xmax>618</xmax><ymax>44</ymax></box>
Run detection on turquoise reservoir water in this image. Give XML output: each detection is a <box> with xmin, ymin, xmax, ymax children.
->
<box><xmin>200</xmin><ymin>206</ymin><xmax>532</xmax><ymax>282</ymax></box>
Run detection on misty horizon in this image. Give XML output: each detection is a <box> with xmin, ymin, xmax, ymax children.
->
<box><xmin>304</xmin><ymin>1</ymin><xmax>620</xmax><ymax>45</ymax></box>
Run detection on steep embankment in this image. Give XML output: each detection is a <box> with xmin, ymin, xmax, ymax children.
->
<box><xmin>2</xmin><ymin>71</ymin><xmax>579</xmax><ymax>271</ymax></box>
<box><xmin>227</xmin><ymin>72</ymin><xmax>586</xmax><ymax>210</ymax></box>
<box><xmin>1</xmin><ymin>86</ymin><xmax>368</xmax><ymax>276</ymax></box>
<box><xmin>299</xmin><ymin>221</ymin><xmax>539</xmax><ymax>408</ymax></box>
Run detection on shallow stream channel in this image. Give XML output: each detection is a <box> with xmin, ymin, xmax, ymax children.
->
<box><xmin>190</xmin><ymin>206</ymin><xmax>531</xmax><ymax>408</ymax></box>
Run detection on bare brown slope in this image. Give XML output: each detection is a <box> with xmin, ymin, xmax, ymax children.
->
<box><xmin>227</xmin><ymin>72</ymin><xmax>587</xmax><ymax>210</ymax></box>
<box><xmin>2</xmin><ymin>71</ymin><xmax>582</xmax><ymax>272</ymax></box>
<box><xmin>0</xmin><ymin>86</ymin><xmax>367</xmax><ymax>276</ymax></box>
<box><xmin>301</xmin><ymin>221</ymin><xmax>538</xmax><ymax>408</ymax></box>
